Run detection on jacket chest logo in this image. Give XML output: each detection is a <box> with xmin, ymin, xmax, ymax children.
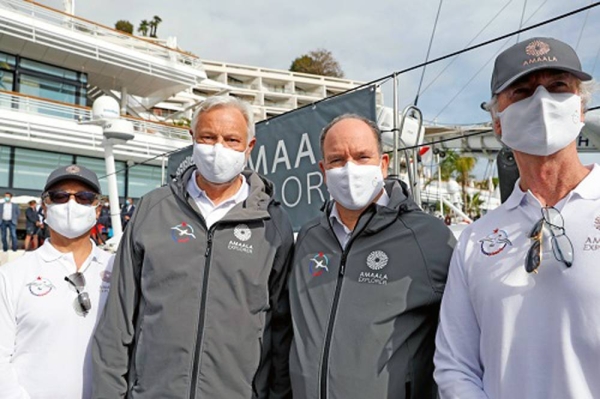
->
<box><xmin>308</xmin><ymin>252</ymin><xmax>329</xmax><ymax>277</ymax></box>
<box><xmin>171</xmin><ymin>222</ymin><xmax>196</xmax><ymax>243</ymax></box>
<box><xmin>228</xmin><ymin>224</ymin><xmax>253</xmax><ymax>254</ymax></box>
<box><xmin>359</xmin><ymin>250</ymin><xmax>389</xmax><ymax>285</ymax></box>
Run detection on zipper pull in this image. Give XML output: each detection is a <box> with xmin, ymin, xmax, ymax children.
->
<box><xmin>205</xmin><ymin>231</ymin><xmax>213</xmax><ymax>257</ymax></box>
<box><xmin>339</xmin><ymin>254</ymin><xmax>347</xmax><ymax>276</ymax></box>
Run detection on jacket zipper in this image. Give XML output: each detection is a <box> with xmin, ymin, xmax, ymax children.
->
<box><xmin>189</xmin><ymin>227</ymin><xmax>214</xmax><ymax>399</ymax></box>
<box><xmin>319</xmin><ymin>251</ymin><xmax>348</xmax><ymax>399</ymax></box>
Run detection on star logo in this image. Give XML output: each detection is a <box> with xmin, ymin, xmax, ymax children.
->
<box><xmin>525</xmin><ymin>40</ymin><xmax>550</xmax><ymax>57</ymax></box>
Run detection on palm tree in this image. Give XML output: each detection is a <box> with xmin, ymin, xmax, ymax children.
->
<box><xmin>138</xmin><ymin>20</ymin><xmax>149</xmax><ymax>36</ymax></box>
<box><xmin>149</xmin><ymin>15</ymin><xmax>162</xmax><ymax>37</ymax></box>
<box><xmin>454</xmin><ymin>156</ymin><xmax>477</xmax><ymax>212</ymax></box>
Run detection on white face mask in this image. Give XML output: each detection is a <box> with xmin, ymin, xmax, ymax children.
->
<box><xmin>193</xmin><ymin>143</ymin><xmax>247</xmax><ymax>184</ymax></box>
<box><xmin>325</xmin><ymin>161</ymin><xmax>384</xmax><ymax>211</ymax></box>
<box><xmin>45</xmin><ymin>200</ymin><xmax>98</xmax><ymax>239</ymax></box>
<box><xmin>498</xmin><ymin>86</ymin><xmax>584</xmax><ymax>156</ymax></box>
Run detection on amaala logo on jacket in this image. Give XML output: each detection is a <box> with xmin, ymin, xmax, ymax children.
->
<box><xmin>358</xmin><ymin>250</ymin><xmax>389</xmax><ymax>285</ymax></box>
<box><xmin>228</xmin><ymin>224</ymin><xmax>253</xmax><ymax>254</ymax></box>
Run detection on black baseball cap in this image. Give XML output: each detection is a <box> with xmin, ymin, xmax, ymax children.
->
<box><xmin>491</xmin><ymin>37</ymin><xmax>592</xmax><ymax>94</ymax></box>
<box><xmin>44</xmin><ymin>165</ymin><xmax>102</xmax><ymax>194</ymax></box>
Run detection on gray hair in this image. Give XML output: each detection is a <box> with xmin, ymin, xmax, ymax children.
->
<box><xmin>320</xmin><ymin>114</ymin><xmax>383</xmax><ymax>158</ymax></box>
<box><xmin>484</xmin><ymin>79</ymin><xmax>597</xmax><ymax>121</ymax></box>
<box><xmin>190</xmin><ymin>96</ymin><xmax>255</xmax><ymax>140</ymax></box>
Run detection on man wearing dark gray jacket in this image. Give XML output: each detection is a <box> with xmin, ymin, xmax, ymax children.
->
<box><xmin>289</xmin><ymin>114</ymin><xmax>455</xmax><ymax>399</ymax></box>
<box><xmin>92</xmin><ymin>96</ymin><xmax>294</xmax><ymax>399</ymax></box>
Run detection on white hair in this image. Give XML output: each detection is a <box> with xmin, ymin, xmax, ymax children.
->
<box><xmin>484</xmin><ymin>79</ymin><xmax>597</xmax><ymax>122</ymax></box>
<box><xmin>190</xmin><ymin>96</ymin><xmax>255</xmax><ymax>139</ymax></box>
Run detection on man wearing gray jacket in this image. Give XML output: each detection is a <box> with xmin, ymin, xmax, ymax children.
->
<box><xmin>289</xmin><ymin>114</ymin><xmax>455</xmax><ymax>399</ymax></box>
<box><xmin>92</xmin><ymin>96</ymin><xmax>294</xmax><ymax>399</ymax></box>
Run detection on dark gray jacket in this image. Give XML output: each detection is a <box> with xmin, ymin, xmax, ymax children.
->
<box><xmin>92</xmin><ymin>168</ymin><xmax>294</xmax><ymax>399</ymax></box>
<box><xmin>289</xmin><ymin>179</ymin><xmax>455</xmax><ymax>399</ymax></box>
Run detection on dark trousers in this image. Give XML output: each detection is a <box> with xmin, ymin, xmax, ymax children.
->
<box><xmin>1</xmin><ymin>220</ymin><xmax>17</xmax><ymax>251</ymax></box>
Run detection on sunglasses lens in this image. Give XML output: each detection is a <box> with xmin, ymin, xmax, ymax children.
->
<box><xmin>67</xmin><ymin>272</ymin><xmax>86</xmax><ymax>291</ymax></box>
<box><xmin>48</xmin><ymin>191</ymin><xmax>70</xmax><ymax>204</ymax></box>
<box><xmin>528</xmin><ymin>219</ymin><xmax>544</xmax><ymax>239</ymax></box>
<box><xmin>75</xmin><ymin>192</ymin><xmax>97</xmax><ymax>205</ymax></box>
<box><xmin>526</xmin><ymin>239</ymin><xmax>542</xmax><ymax>273</ymax></box>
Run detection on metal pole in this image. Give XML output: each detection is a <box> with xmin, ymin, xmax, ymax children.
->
<box><xmin>392</xmin><ymin>73</ymin><xmax>399</xmax><ymax>177</ymax></box>
<box><xmin>438</xmin><ymin>153</ymin><xmax>443</xmax><ymax>217</ymax></box>
<box><xmin>103</xmin><ymin>139</ymin><xmax>123</xmax><ymax>241</ymax></box>
<box><xmin>161</xmin><ymin>156</ymin><xmax>166</xmax><ymax>185</ymax></box>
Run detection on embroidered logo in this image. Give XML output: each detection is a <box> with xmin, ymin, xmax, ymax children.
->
<box><xmin>233</xmin><ymin>224</ymin><xmax>252</xmax><ymax>241</ymax></box>
<box><xmin>525</xmin><ymin>40</ymin><xmax>550</xmax><ymax>57</ymax></box>
<box><xmin>171</xmin><ymin>222</ymin><xmax>196</xmax><ymax>243</ymax></box>
<box><xmin>99</xmin><ymin>270</ymin><xmax>111</xmax><ymax>293</ymax></box>
<box><xmin>595</xmin><ymin>216</ymin><xmax>600</xmax><ymax>231</ymax></box>
<box><xmin>228</xmin><ymin>225</ymin><xmax>253</xmax><ymax>254</ymax></box>
<box><xmin>308</xmin><ymin>252</ymin><xmax>329</xmax><ymax>277</ymax></box>
<box><xmin>479</xmin><ymin>229</ymin><xmax>512</xmax><ymax>256</ymax></box>
<box><xmin>27</xmin><ymin>276</ymin><xmax>55</xmax><ymax>296</ymax></box>
<box><xmin>366</xmin><ymin>250</ymin><xmax>388</xmax><ymax>270</ymax></box>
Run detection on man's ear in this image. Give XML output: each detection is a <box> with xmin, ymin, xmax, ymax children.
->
<box><xmin>492</xmin><ymin>115</ymin><xmax>502</xmax><ymax>138</ymax></box>
<box><xmin>380</xmin><ymin>153</ymin><xmax>390</xmax><ymax>178</ymax></box>
<box><xmin>319</xmin><ymin>160</ymin><xmax>326</xmax><ymax>184</ymax></box>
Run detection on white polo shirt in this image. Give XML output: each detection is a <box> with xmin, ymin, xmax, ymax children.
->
<box><xmin>0</xmin><ymin>240</ymin><xmax>114</xmax><ymax>399</ymax></box>
<box><xmin>187</xmin><ymin>171</ymin><xmax>250</xmax><ymax>229</ymax></box>
<box><xmin>434</xmin><ymin>163</ymin><xmax>600</xmax><ymax>399</ymax></box>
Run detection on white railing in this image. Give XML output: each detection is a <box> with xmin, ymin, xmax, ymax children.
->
<box><xmin>0</xmin><ymin>91</ymin><xmax>191</xmax><ymax>141</ymax></box>
<box><xmin>0</xmin><ymin>0</ymin><xmax>205</xmax><ymax>84</ymax></box>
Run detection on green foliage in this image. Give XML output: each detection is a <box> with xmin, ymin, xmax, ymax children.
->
<box><xmin>115</xmin><ymin>20</ymin><xmax>134</xmax><ymax>34</ymax></box>
<box><xmin>149</xmin><ymin>15</ymin><xmax>163</xmax><ymax>38</ymax></box>
<box><xmin>138</xmin><ymin>20</ymin><xmax>149</xmax><ymax>36</ymax></box>
<box><xmin>289</xmin><ymin>49</ymin><xmax>344</xmax><ymax>78</ymax></box>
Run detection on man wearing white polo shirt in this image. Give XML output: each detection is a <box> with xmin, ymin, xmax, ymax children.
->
<box><xmin>0</xmin><ymin>165</ymin><xmax>113</xmax><ymax>399</ymax></box>
<box><xmin>434</xmin><ymin>37</ymin><xmax>600</xmax><ymax>399</ymax></box>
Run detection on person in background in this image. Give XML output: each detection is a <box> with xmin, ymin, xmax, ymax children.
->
<box><xmin>434</xmin><ymin>37</ymin><xmax>600</xmax><ymax>399</ymax></box>
<box><xmin>289</xmin><ymin>114</ymin><xmax>455</xmax><ymax>399</ymax></box>
<box><xmin>24</xmin><ymin>200</ymin><xmax>39</xmax><ymax>251</ymax></box>
<box><xmin>120</xmin><ymin>197</ymin><xmax>135</xmax><ymax>230</ymax></box>
<box><xmin>0</xmin><ymin>164</ymin><xmax>114</xmax><ymax>399</ymax></box>
<box><xmin>0</xmin><ymin>192</ymin><xmax>20</xmax><ymax>252</ymax></box>
<box><xmin>98</xmin><ymin>200</ymin><xmax>111</xmax><ymax>242</ymax></box>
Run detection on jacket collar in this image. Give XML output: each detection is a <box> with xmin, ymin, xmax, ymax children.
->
<box><xmin>171</xmin><ymin>167</ymin><xmax>273</xmax><ymax>222</ymax></box>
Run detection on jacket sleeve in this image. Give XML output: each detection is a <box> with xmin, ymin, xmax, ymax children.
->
<box><xmin>434</xmin><ymin>239</ymin><xmax>488</xmax><ymax>399</ymax></box>
<box><xmin>267</xmin><ymin>211</ymin><xmax>294</xmax><ymax>399</ymax></box>
<box><xmin>0</xmin><ymin>272</ymin><xmax>31</xmax><ymax>399</ymax></box>
<box><xmin>92</xmin><ymin>202</ymin><xmax>143</xmax><ymax>398</ymax></box>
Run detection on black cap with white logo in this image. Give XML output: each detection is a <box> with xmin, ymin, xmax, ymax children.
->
<box><xmin>44</xmin><ymin>165</ymin><xmax>102</xmax><ymax>194</ymax></box>
<box><xmin>491</xmin><ymin>37</ymin><xmax>592</xmax><ymax>94</ymax></box>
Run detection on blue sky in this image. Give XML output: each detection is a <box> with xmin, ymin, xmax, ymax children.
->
<box><xmin>42</xmin><ymin>0</ymin><xmax>600</xmax><ymax>126</ymax></box>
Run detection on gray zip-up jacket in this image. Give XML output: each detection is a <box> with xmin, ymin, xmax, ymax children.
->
<box><xmin>289</xmin><ymin>179</ymin><xmax>456</xmax><ymax>399</ymax></box>
<box><xmin>92</xmin><ymin>168</ymin><xmax>294</xmax><ymax>399</ymax></box>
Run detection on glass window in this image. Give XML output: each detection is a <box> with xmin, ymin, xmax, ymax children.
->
<box><xmin>19</xmin><ymin>74</ymin><xmax>78</xmax><ymax>103</ymax></box>
<box><xmin>20</xmin><ymin>59</ymin><xmax>79</xmax><ymax>81</ymax></box>
<box><xmin>0</xmin><ymin>146</ymin><xmax>10</xmax><ymax>187</ymax></box>
<box><xmin>13</xmin><ymin>148</ymin><xmax>73</xmax><ymax>190</ymax></box>
<box><xmin>128</xmin><ymin>164</ymin><xmax>162</xmax><ymax>198</ymax></box>
<box><xmin>76</xmin><ymin>156</ymin><xmax>125</xmax><ymax>196</ymax></box>
<box><xmin>0</xmin><ymin>70</ymin><xmax>14</xmax><ymax>91</ymax></box>
<box><xmin>0</xmin><ymin>52</ymin><xmax>16</xmax><ymax>68</ymax></box>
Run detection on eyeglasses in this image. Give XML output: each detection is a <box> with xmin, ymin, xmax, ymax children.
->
<box><xmin>525</xmin><ymin>206</ymin><xmax>574</xmax><ymax>273</ymax></box>
<box><xmin>43</xmin><ymin>191</ymin><xmax>98</xmax><ymax>206</ymax></box>
<box><xmin>64</xmin><ymin>272</ymin><xmax>91</xmax><ymax>316</ymax></box>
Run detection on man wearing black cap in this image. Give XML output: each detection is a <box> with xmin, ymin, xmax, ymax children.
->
<box><xmin>0</xmin><ymin>164</ymin><xmax>114</xmax><ymax>399</ymax></box>
<box><xmin>434</xmin><ymin>37</ymin><xmax>600</xmax><ymax>399</ymax></box>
